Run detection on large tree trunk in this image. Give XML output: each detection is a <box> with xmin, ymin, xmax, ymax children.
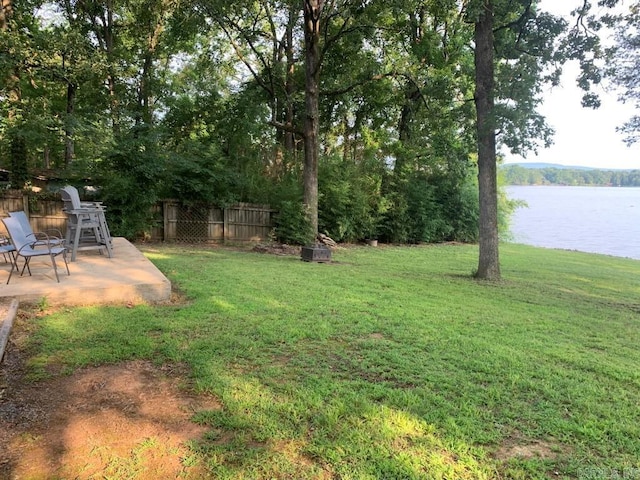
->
<box><xmin>65</xmin><ymin>80</ymin><xmax>76</xmax><ymax>165</ymax></box>
<box><xmin>303</xmin><ymin>0</ymin><xmax>323</xmax><ymax>238</ymax></box>
<box><xmin>0</xmin><ymin>0</ymin><xmax>11</xmax><ymax>30</ymax></box>
<box><xmin>284</xmin><ymin>5</ymin><xmax>297</xmax><ymax>154</ymax></box>
<box><xmin>474</xmin><ymin>0</ymin><xmax>501</xmax><ymax>280</ymax></box>
<box><xmin>2</xmin><ymin>0</ymin><xmax>28</xmax><ymax>188</ymax></box>
<box><xmin>103</xmin><ymin>0</ymin><xmax>120</xmax><ymax>136</ymax></box>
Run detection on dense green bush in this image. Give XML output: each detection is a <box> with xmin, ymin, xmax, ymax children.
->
<box><xmin>273</xmin><ymin>200</ymin><xmax>314</xmax><ymax>245</ymax></box>
<box><xmin>318</xmin><ymin>156</ymin><xmax>387</xmax><ymax>242</ymax></box>
<box><xmin>162</xmin><ymin>140</ymin><xmax>241</xmax><ymax>207</ymax></box>
<box><xmin>381</xmin><ymin>169</ymin><xmax>479</xmax><ymax>244</ymax></box>
<box><xmin>95</xmin><ymin>128</ymin><xmax>164</xmax><ymax>240</ymax></box>
<box><xmin>446</xmin><ymin>176</ymin><xmax>480</xmax><ymax>243</ymax></box>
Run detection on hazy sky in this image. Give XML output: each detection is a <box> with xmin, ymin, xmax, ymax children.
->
<box><xmin>503</xmin><ymin>1</ymin><xmax>640</xmax><ymax>170</ymax></box>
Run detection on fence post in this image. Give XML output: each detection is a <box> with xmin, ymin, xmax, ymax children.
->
<box><xmin>163</xmin><ymin>200</ymin><xmax>169</xmax><ymax>241</ymax></box>
<box><xmin>22</xmin><ymin>194</ymin><xmax>30</xmax><ymax>218</ymax></box>
<box><xmin>163</xmin><ymin>200</ymin><xmax>178</xmax><ymax>241</ymax></box>
<box><xmin>223</xmin><ymin>206</ymin><xmax>229</xmax><ymax>243</ymax></box>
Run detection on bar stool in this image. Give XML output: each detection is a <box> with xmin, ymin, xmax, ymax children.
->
<box><xmin>61</xmin><ymin>186</ymin><xmax>113</xmax><ymax>261</ymax></box>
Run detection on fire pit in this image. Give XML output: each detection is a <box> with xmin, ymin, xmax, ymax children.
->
<box><xmin>301</xmin><ymin>244</ymin><xmax>331</xmax><ymax>263</ymax></box>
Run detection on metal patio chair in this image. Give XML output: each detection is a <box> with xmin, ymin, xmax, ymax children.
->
<box><xmin>8</xmin><ymin>210</ymin><xmax>64</xmax><ymax>249</ymax></box>
<box><xmin>0</xmin><ymin>233</ymin><xmax>15</xmax><ymax>264</ymax></box>
<box><xmin>1</xmin><ymin>216</ymin><xmax>70</xmax><ymax>284</ymax></box>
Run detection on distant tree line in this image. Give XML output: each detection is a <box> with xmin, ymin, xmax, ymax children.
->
<box><xmin>501</xmin><ymin>165</ymin><xmax>640</xmax><ymax>187</ymax></box>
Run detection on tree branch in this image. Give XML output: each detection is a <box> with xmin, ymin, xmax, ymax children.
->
<box><xmin>320</xmin><ymin>70</ymin><xmax>395</xmax><ymax>99</ymax></box>
<box><xmin>270</xmin><ymin>119</ymin><xmax>304</xmax><ymax>137</ymax></box>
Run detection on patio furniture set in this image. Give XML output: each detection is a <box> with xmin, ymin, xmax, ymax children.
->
<box><xmin>0</xmin><ymin>186</ymin><xmax>113</xmax><ymax>284</ymax></box>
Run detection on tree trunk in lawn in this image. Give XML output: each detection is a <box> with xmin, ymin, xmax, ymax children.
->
<box><xmin>303</xmin><ymin>0</ymin><xmax>323</xmax><ymax>239</ymax></box>
<box><xmin>65</xmin><ymin>80</ymin><xmax>76</xmax><ymax>165</ymax></box>
<box><xmin>474</xmin><ymin>0</ymin><xmax>501</xmax><ymax>280</ymax></box>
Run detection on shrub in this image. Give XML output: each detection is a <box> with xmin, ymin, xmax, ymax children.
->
<box><xmin>273</xmin><ymin>200</ymin><xmax>314</xmax><ymax>245</ymax></box>
<box><xmin>318</xmin><ymin>156</ymin><xmax>387</xmax><ymax>242</ymax></box>
<box><xmin>95</xmin><ymin>128</ymin><xmax>164</xmax><ymax>240</ymax></box>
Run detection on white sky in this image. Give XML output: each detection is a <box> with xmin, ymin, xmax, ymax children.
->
<box><xmin>503</xmin><ymin>1</ymin><xmax>640</xmax><ymax>170</ymax></box>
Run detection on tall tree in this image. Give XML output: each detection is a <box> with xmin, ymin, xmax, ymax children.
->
<box><xmin>303</xmin><ymin>0</ymin><xmax>323</xmax><ymax>237</ymax></box>
<box><xmin>197</xmin><ymin>0</ymin><xmax>388</xmax><ymax>238</ymax></box>
<box><xmin>467</xmin><ymin>0</ymin><xmax>570</xmax><ymax>280</ymax></box>
<box><xmin>0</xmin><ymin>0</ymin><xmax>31</xmax><ymax>187</ymax></box>
<box><xmin>473</xmin><ymin>0</ymin><xmax>499</xmax><ymax>279</ymax></box>
<box><xmin>196</xmin><ymin>0</ymin><xmax>304</xmax><ymax>175</ymax></box>
<box><xmin>129</xmin><ymin>0</ymin><xmax>178</xmax><ymax>127</ymax></box>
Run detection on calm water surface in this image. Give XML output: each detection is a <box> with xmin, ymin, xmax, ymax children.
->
<box><xmin>506</xmin><ymin>185</ymin><xmax>640</xmax><ymax>260</ymax></box>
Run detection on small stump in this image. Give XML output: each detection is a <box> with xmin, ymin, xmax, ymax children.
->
<box><xmin>301</xmin><ymin>244</ymin><xmax>331</xmax><ymax>263</ymax></box>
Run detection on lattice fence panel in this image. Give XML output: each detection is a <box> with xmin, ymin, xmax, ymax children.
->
<box><xmin>175</xmin><ymin>205</ymin><xmax>210</xmax><ymax>242</ymax></box>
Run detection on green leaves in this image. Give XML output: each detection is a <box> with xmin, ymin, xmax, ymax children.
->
<box><xmin>0</xmin><ymin>0</ymin><xmax>626</xmax><ymax>247</ymax></box>
<box><xmin>606</xmin><ymin>3</ymin><xmax>640</xmax><ymax>144</ymax></box>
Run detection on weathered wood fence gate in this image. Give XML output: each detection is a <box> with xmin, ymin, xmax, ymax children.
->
<box><xmin>0</xmin><ymin>192</ymin><xmax>275</xmax><ymax>243</ymax></box>
<box><xmin>160</xmin><ymin>201</ymin><xmax>275</xmax><ymax>242</ymax></box>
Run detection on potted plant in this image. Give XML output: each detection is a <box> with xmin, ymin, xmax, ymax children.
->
<box><xmin>364</xmin><ymin>197</ymin><xmax>390</xmax><ymax>247</ymax></box>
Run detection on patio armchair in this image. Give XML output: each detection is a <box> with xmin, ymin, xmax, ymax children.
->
<box><xmin>1</xmin><ymin>216</ymin><xmax>70</xmax><ymax>284</ymax></box>
<box><xmin>8</xmin><ymin>210</ymin><xmax>64</xmax><ymax>249</ymax></box>
<box><xmin>0</xmin><ymin>234</ymin><xmax>15</xmax><ymax>264</ymax></box>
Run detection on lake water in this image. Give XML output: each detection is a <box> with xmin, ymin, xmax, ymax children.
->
<box><xmin>506</xmin><ymin>185</ymin><xmax>640</xmax><ymax>260</ymax></box>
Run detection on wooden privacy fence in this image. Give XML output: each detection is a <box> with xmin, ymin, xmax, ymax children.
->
<box><xmin>0</xmin><ymin>193</ymin><xmax>67</xmax><ymax>236</ymax></box>
<box><xmin>0</xmin><ymin>193</ymin><xmax>275</xmax><ymax>243</ymax></box>
<box><xmin>160</xmin><ymin>201</ymin><xmax>275</xmax><ymax>242</ymax></box>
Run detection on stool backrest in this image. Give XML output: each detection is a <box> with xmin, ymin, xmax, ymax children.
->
<box><xmin>61</xmin><ymin>186</ymin><xmax>82</xmax><ymax>210</ymax></box>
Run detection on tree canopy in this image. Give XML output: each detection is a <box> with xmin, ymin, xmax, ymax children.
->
<box><xmin>608</xmin><ymin>2</ymin><xmax>640</xmax><ymax>145</ymax></box>
<box><xmin>0</xmin><ymin>0</ymin><xmax>630</xmax><ymax>277</ymax></box>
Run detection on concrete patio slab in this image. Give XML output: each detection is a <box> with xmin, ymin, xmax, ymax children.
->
<box><xmin>0</xmin><ymin>238</ymin><xmax>171</xmax><ymax>306</ymax></box>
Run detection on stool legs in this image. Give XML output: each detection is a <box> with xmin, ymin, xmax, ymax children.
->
<box><xmin>65</xmin><ymin>210</ymin><xmax>113</xmax><ymax>261</ymax></box>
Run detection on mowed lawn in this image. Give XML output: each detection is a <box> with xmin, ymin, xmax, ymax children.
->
<box><xmin>25</xmin><ymin>242</ymin><xmax>640</xmax><ymax>479</ymax></box>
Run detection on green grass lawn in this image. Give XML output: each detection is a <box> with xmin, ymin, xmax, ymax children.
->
<box><xmin>24</xmin><ymin>242</ymin><xmax>640</xmax><ymax>479</ymax></box>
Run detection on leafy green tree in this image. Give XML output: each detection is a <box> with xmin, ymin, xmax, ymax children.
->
<box><xmin>328</xmin><ymin>1</ymin><xmax>480</xmax><ymax>246</ymax></box>
<box><xmin>608</xmin><ymin>2</ymin><xmax>640</xmax><ymax>145</ymax></box>
<box><xmin>466</xmin><ymin>0</ymin><xmax>595</xmax><ymax>279</ymax></box>
<box><xmin>97</xmin><ymin>126</ymin><xmax>165</xmax><ymax>238</ymax></box>
<box><xmin>0</xmin><ymin>0</ymin><xmax>40</xmax><ymax>187</ymax></box>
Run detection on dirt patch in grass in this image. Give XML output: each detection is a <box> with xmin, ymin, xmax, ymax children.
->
<box><xmin>367</xmin><ymin>332</ymin><xmax>386</xmax><ymax>340</ymax></box>
<box><xmin>252</xmin><ymin>243</ymin><xmax>302</xmax><ymax>256</ymax></box>
<box><xmin>0</xmin><ymin>343</ymin><xmax>220</xmax><ymax>479</ymax></box>
<box><xmin>494</xmin><ymin>436</ymin><xmax>561</xmax><ymax>461</ymax></box>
